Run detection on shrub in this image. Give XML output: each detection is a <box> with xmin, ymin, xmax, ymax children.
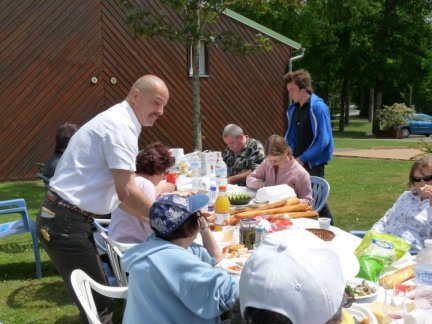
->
<box><xmin>377</xmin><ymin>103</ymin><xmax>415</xmax><ymax>130</ymax></box>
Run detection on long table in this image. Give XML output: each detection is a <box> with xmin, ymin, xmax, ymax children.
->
<box><xmin>197</xmin><ymin>219</ymin><xmax>416</xmax><ymax>323</ymax></box>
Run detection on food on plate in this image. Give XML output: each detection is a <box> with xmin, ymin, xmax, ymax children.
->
<box><xmin>227</xmin><ymin>192</ymin><xmax>252</xmax><ymax>205</ymax></box>
<box><xmin>222</xmin><ymin>244</ymin><xmax>250</xmax><ymax>259</ymax></box>
<box><xmin>359</xmin><ymin>318</ymin><xmax>371</xmax><ymax>324</ymax></box>
<box><xmin>227</xmin><ymin>265</ymin><xmax>242</xmax><ymax>272</ymax></box>
<box><xmin>367</xmin><ymin>301</ymin><xmax>415</xmax><ymax>324</ymax></box>
<box><xmin>345</xmin><ymin>280</ymin><xmax>377</xmax><ymax>297</ymax></box>
<box><xmin>366</xmin><ymin>302</ymin><xmax>392</xmax><ymax>324</ymax></box>
<box><xmin>378</xmin><ymin>264</ymin><xmax>415</xmax><ymax>289</ymax></box>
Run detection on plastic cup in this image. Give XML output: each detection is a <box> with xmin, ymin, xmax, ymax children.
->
<box><xmin>222</xmin><ymin>226</ymin><xmax>236</xmax><ymax>242</ymax></box>
<box><xmin>166</xmin><ymin>172</ymin><xmax>178</xmax><ymax>186</ymax></box>
<box><xmin>318</xmin><ymin>217</ymin><xmax>331</xmax><ymax>230</ymax></box>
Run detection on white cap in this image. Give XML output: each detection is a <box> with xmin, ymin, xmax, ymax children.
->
<box><xmin>239</xmin><ymin>229</ymin><xmax>359</xmax><ymax>324</ymax></box>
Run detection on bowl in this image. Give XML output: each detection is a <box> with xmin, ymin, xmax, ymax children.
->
<box><xmin>227</xmin><ymin>192</ymin><xmax>253</xmax><ymax>205</ymax></box>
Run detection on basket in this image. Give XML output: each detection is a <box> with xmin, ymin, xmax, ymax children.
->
<box><xmin>306</xmin><ymin>228</ymin><xmax>335</xmax><ymax>241</ymax></box>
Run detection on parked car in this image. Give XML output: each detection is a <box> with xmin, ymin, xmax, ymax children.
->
<box><xmin>400</xmin><ymin>113</ymin><xmax>432</xmax><ymax>138</ymax></box>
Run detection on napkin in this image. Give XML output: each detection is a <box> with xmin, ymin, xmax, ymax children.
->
<box><xmin>255</xmin><ymin>184</ymin><xmax>297</xmax><ymax>204</ymax></box>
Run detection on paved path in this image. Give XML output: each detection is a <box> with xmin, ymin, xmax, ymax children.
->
<box><xmin>333</xmin><ymin>147</ymin><xmax>423</xmax><ymax>161</ymax></box>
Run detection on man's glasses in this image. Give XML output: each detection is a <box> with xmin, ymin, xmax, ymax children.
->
<box><xmin>413</xmin><ymin>175</ymin><xmax>432</xmax><ymax>182</ymax></box>
<box><xmin>267</xmin><ymin>156</ymin><xmax>283</xmax><ymax>165</ymax></box>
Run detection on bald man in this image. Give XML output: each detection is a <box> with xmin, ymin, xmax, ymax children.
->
<box><xmin>36</xmin><ymin>75</ymin><xmax>169</xmax><ymax>323</ymax></box>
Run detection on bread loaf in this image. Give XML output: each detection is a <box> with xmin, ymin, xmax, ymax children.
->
<box><xmin>235</xmin><ymin>203</ymin><xmax>308</xmax><ymax>219</ymax></box>
<box><xmin>378</xmin><ymin>265</ymin><xmax>415</xmax><ymax>289</ymax></box>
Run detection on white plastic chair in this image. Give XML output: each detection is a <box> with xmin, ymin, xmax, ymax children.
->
<box><xmin>96</xmin><ymin>230</ymin><xmax>136</xmax><ymax>287</ymax></box>
<box><xmin>70</xmin><ymin>269</ymin><xmax>128</xmax><ymax>324</ymax></box>
<box><xmin>0</xmin><ymin>198</ymin><xmax>42</xmax><ymax>278</ymax></box>
<box><xmin>310</xmin><ymin>176</ymin><xmax>330</xmax><ymax>212</ymax></box>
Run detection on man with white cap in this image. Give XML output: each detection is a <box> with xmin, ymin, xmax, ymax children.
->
<box><xmin>239</xmin><ymin>229</ymin><xmax>360</xmax><ymax>324</ymax></box>
<box><xmin>122</xmin><ymin>194</ymin><xmax>239</xmax><ymax>323</ymax></box>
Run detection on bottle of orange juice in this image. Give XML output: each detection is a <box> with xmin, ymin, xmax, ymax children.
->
<box><xmin>214</xmin><ymin>185</ymin><xmax>231</xmax><ymax>231</ymax></box>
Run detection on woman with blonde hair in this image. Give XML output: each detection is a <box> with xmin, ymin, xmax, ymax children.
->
<box><xmin>372</xmin><ymin>154</ymin><xmax>432</xmax><ymax>251</ymax></box>
<box><xmin>246</xmin><ymin>135</ymin><xmax>313</xmax><ymax>206</ymax></box>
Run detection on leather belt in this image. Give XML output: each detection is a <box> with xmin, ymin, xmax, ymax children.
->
<box><xmin>46</xmin><ymin>190</ymin><xmax>97</xmax><ymax>218</ymax></box>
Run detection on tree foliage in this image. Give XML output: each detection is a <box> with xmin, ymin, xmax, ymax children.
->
<box><xmin>119</xmin><ymin>0</ymin><xmax>272</xmax><ymax>150</ymax></box>
<box><xmin>233</xmin><ymin>0</ymin><xmax>432</xmax><ymax>132</ymax></box>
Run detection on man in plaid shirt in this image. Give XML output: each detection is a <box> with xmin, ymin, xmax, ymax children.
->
<box><xmin>222</xmin><ymin>124</ymin><xmax>265</xmax><ymax>186</ymax></box>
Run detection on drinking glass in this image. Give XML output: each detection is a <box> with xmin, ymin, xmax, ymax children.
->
<box><xmin>383</xmin><ymin>290</ymin><xmax>406</xmax><ymax>322</ymax></box>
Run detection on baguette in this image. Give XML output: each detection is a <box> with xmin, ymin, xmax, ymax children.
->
<box><xmin>235</xmin><ymin>203</ymin><xmax>309</xmax><ymax>219</ymax></box>
<box><xmin>265</xmin><ymin>211</ymin><xmax>319</xmax><ymax>221</ymax></box>
<box><xmin>378</xmin><ymin>265</ymin><xmax>415</xmax><ymax>289</ymax></box>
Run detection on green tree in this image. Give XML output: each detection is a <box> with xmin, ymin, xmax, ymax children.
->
<box><xmin>119</xmin><ymin>0</ymin><xmax>272</xmax><ymax>150</ymax></box>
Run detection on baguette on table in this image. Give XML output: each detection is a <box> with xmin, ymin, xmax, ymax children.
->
<box><xmin>378</xmin><ymin>264</ymin><xmax>415</xmax><ymax>289</ymax></box>
<box><xmin>235</xmin><ymin>203</ymin><xmax>309</xmax><ymax>219</ymax></box>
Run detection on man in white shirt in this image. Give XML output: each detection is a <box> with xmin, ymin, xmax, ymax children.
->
<box><xmin>36</xmin><ymin>75</ymin><xmax>169</xmax><ymax>323</ymax></box>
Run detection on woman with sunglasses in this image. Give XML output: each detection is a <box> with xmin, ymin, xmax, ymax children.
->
<box><xmin>109</xmin><ymin>142</ymin><xmax>176</xmax><ymax>244</ymax></box>
<box><xmin>372</xmin><ymin>154</ymin><xmax>432</xmax><ymax>251</ymax></box>
<box><xmin>246</xmin><ymin>135</ymin><xmax>313</xmax><ymax>206</ymax></box>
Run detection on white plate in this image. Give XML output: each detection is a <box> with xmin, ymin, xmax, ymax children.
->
<box><xmin>230</xmin><ymin>201</ymin><xmax>254</xmax><ymax>208</ymax></box>
<box><xmin>252</xmin><ymin>198</ymin><xmax>269</xmax><ymax>204</ymax></box>
<box><xmin>346</xmin><ymin>278</ymin><xmax>379</xmax><ymax>301</ymax></box>
<box><xmin>220</xmin><ymin>258</ymin><xmax>247</xmax><ymax>274</ymax></box>
<box><xmin>346</xmin><ymin>304</ymin><xmax>378</xmax><ymax>324</ymax></box>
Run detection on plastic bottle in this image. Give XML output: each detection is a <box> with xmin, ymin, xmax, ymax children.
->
<box><xmin>190</xmin><ymin>151</ymin><xmax>202</xmax><ymax>189</ymax></box>
<box><xmin>415</xmin><ymin>239</ymin><xmax>432</xmax><ymax>312</ymax></box>
<box><xmin>215</xmin><ymin>152</ymin><xmax>227</xmax><ymax>187</ymax></box>
<box><xmin>255</xmin><ymin>225</ymin><xmax>265</xmax><ymax>244</ymax></box>
<box><xmin>207</xmin><ymin>178</ymin><xmax>217</xmax><ymax>212</ymax></box>
<box><xmin>214</xmin><ymin>185</ymin><xmax>230</xmax><ymax>231</ymax></box>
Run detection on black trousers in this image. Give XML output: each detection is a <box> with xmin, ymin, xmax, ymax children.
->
<box><xmin>36</xmin><ymin>198</ymin><xmax>113</xmax><ymax>323</ymax></box>
<box><xmin>304</xmin><ymin>163</ymin><xmax>334</xmax><ymax>225</ymax></box>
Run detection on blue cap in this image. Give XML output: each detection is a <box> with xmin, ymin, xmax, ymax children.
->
<box><xmin>150</xmin><ymin>194</ymin><xmax>210</xmax><ymax>236</ymax></box>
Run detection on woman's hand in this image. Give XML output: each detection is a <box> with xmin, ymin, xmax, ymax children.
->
<box><xmin>156</xmin><ymin>182</ymin><xmax>175</xmax><ymax>194</ymax></box>
<box><xmin>420</xmin><ymin>184</ymin><xmax>432</xmax><ymax>205</ymax></box>
<box><xmin>256</xmin><ymin>181</ymin><xmax>265</xmax><ymax>189</ymax></box>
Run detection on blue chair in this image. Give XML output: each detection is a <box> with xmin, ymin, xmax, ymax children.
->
<box><xmin>35</xmin><ymin>162</ymin><xmax>49</xmax><ymax>190</ymax></box>
<box><xmin>349</xmin><ymin>230</ymin><xmax>418</xmax><ymax>256</ymax></box>
<box><xmin>310</xmin><ymin>176</ymin><xmax>330</xmax><ymax>212</ymax></box>
<box><xmin>0</xmin><ymin>198</ymin><xmax>42</xmax><ymax>278</ymax></box>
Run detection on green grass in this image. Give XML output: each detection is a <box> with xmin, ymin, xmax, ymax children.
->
<box><xmin>0</xmin><ymin>118</ymin><xmax>425</xmax><ymax>323</ymax></box>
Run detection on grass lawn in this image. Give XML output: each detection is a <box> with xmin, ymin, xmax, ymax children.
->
<box><xmin>0</xmin><ymin>118</ymin><xmax>426</xmax><ymax>323</ymax></box>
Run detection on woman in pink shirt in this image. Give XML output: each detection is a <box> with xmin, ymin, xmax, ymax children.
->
<box><xmin>246</xmin><ymin>135</ymin><xmax>313</xmax><ymax>206</ymax></box>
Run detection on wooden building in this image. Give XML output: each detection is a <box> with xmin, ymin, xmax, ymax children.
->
<box><xmin>0</xmin><ymin>0</ymin><xmax>301</xmax><ymax>181</ymax></box>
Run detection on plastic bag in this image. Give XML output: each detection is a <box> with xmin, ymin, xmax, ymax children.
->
<box><xmin>354</xmin><ymin>230</ymin><xmax>411</xmax><ymax>282</ymax></box>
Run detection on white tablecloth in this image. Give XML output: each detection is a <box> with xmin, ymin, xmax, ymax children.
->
<box><xmin>196</xmin><ymin>219</ymin><xmax>417</xmax><ymax>323</ymax></box>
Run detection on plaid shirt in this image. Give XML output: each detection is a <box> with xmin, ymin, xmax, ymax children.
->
<box><xmin>223</xmin><ymin>136</ymin><xmax>265</xmax><ymax>185</ymax></box>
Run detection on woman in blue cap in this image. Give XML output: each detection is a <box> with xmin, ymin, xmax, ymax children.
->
<box><xmin>122</xmin><ymin>194</ymin><xmax>239</xmax><ymax>323</ymax></box>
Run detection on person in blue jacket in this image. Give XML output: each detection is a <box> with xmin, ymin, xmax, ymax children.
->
<box><xmin>122</xmin><ymin>194</ymin><xmax>239</xmax><ymax>323</ymax></box>
<box><xmin>283</xmin><ymin>69</ymin><xmax>334</xmax><ymax>223</ymax></box>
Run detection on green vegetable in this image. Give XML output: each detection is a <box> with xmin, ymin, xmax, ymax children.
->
<box><xmin>227</xmin><ymin>192</ymin><xmax>252</xmax><ymax>205</ymax></box>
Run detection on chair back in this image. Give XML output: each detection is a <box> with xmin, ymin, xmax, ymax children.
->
<box><xmin>70</xmin><ymin>269</ymin><xmax>128</xmax><ymax>324</ymax></box>
<box><xmin>310</xmin><ymin>176</ymin><xmax>330</xmax><ymax>212</ymax></box>
<box><xmin>35</xmin><ymin>162</ymin><xmax>49</xmax><ymax>190</ymax></box>
<box><xmin>97</xmin><ymin>230</ymin><xmax>135</xmax><ymax>287</ymax></box>
<box><xmin>0</xmin><ymin>198</ymin><xmax>42</xmax><ymax>278</ymax></box>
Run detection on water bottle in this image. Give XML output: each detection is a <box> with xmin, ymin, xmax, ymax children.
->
<box><xmin>415</xmin><ymin>239</ymin><xmax>432</xmax><ymax>313</ymax></box>
<box><xmin>255</xmin><ymin>225</ymin><xmax>265</xmax><ymax>244</ymax></box>
<box><xmin>215</xmin><ymin>152</ymin><xmax>227</xmax><ymax>187</ymax></box>
<box><xmin>190</xmin><ymin>151</ymin><xmax>202</xmax><ymax>189</ymax></box>
<box><xmin>207</xmin><ymin>178</ymin><xmax>217</xmax><ymax>212</ymax></box>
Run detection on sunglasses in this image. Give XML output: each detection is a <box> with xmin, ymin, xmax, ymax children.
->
<box><xmin>413</xmin><ymin>175</ymin><xmax>432</xmax><ymax>183</ymax></box>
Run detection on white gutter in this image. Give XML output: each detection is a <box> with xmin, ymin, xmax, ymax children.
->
<box><xmin>288</xmin><ymin>48</ymin><xmax>306</xmax><ymax>105</ymax></box>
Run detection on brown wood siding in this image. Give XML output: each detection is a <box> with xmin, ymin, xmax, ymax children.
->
<box><xmin>0</xmin><ymin>0</ymin><xmax>294</xmax><ymax>181</ymax></box>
